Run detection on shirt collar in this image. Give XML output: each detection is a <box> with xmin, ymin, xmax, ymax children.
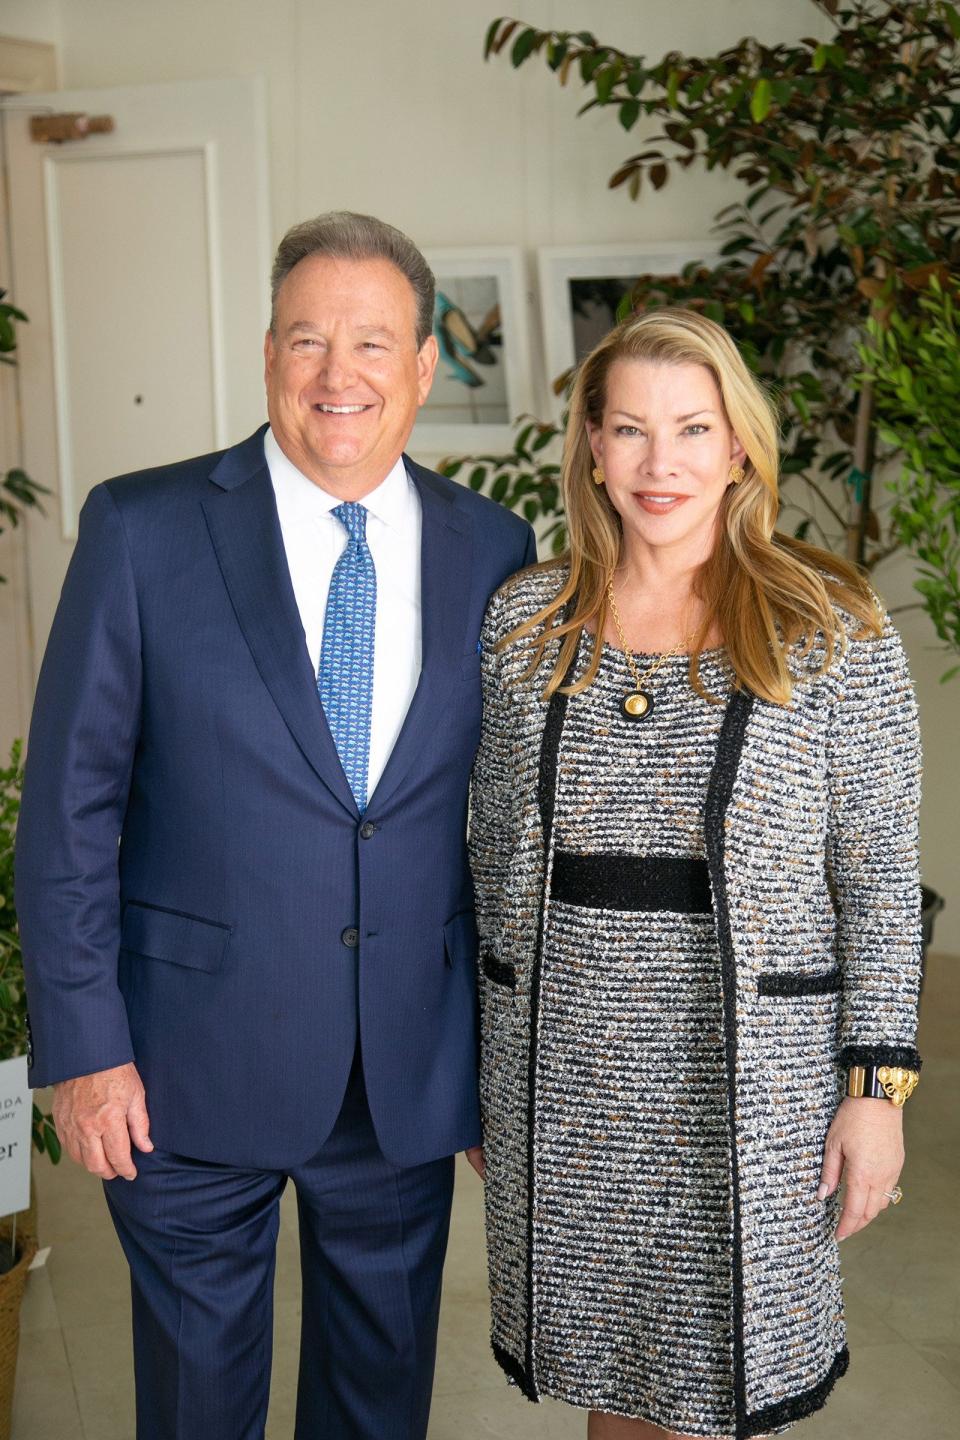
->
<box><xmin>264</xmin><ymin>428</ymin><xmax>413</xmax><ymax>529</ymax></box>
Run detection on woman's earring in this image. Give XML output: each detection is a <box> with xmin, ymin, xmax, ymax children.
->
<box><xmin>592</xmin><ymin>466</ymin><xmax>605</xmax><ymax>486</ymax></box>
<box><xmin>729</xmin><ymin>464</ymin><xmax>745</xmax><ymax>485</ymax></box>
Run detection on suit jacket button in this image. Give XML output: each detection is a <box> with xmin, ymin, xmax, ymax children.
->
<box><xmin>341</xmin><ymin>927</ymin><xmax>360</xmax><ymax>948</ymax></box>
<box><xmin>359</xmin><ymin>822</ymin><xmax>376</xmax><ymax>840</ymax></box>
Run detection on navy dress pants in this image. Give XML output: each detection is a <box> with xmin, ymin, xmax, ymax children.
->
<box><xmin>104</xmin><ymin>1053</ymin><xmax>456</xmax><ymax>1440</ymax></box>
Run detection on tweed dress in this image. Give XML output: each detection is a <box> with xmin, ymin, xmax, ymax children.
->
<box><xmin>536</xmin><ymin>637</ymin><xmax>736</xmax><ymax>1434</ymax></box>
<box><xmin>470</xmin><ymin>564</ymin><xmax>923</xmax><ymax>1440</ymax></box>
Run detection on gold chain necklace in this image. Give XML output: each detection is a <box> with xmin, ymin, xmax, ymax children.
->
<box><xmin>606</xmin><ymin>581</ymin><xmax>693</xmax><ymax>722</ymax></box>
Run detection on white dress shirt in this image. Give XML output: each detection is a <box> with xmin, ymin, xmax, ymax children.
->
<box><xmin>264</xmin><ymin>427</ymin><xmax>422</xmax><ymax>799</ymax></box>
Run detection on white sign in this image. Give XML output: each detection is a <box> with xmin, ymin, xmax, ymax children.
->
<box><xmin>0</xmin><ymin>1056</ymin><xmax>32</xmax><ymax>1217</ymax></box>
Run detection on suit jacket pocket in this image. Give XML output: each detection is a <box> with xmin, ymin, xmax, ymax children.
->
<box><xmin>120</xmin><ymin>900</ymin><xmax>231</xmax><ymax>973</ymax></box>
<box><xmin>443</xmin><ymin>909</ymin><xmax>479</xmax><ymax>968</ymax></box>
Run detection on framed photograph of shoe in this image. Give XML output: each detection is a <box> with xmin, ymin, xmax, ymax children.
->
<box><xmin>536</xmin><ymin>242</ymin><xmax>719</xmax><ymax>417</ymax></box>
<box><xmin>410</xmin><ymin>247</ymin><xmax>536</xmax><ymax>459</ymax></box>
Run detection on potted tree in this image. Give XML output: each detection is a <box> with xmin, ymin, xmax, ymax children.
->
<box><xmin>0</xmin><ymin>740</ymin><xmax>60</xmax><ymax>1437</ymax></box>
<box><xmin>447</xmin><ymin>0</ymin><xmax>960</xmax><ymax>657</ymax></box>
<box><xmin>443</xmin><ymin>0</ymin><xmax>953</xmax><ymax>951</ymax></box>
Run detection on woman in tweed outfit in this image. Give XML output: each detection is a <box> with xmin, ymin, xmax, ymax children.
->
<box><xmin>468</xmin><ymin>309</ymin><xmax>922</xmax><ymax>1440</ymax></box>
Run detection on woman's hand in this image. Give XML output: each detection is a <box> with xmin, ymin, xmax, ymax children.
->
<box><xmin>465</xmin><ymin>1145</ymin><xmax>486</xmax><ymax>1180</ymax></box>
<box><xmin>818</xmin><ymin>1096</ymin><xmax>904</xmax><ymax>1239</ymax></box>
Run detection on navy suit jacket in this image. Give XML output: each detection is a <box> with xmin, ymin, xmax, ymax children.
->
<box><xmin>15</xmin><ymin>426</ymin><xmax>535</xmax><ymax>1169</ymax></box>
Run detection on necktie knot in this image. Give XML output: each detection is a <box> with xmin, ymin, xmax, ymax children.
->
<box><xmin>333</xmin><ymin>501</ymin><xmax>368</xmax><ymax>546</ymax></box>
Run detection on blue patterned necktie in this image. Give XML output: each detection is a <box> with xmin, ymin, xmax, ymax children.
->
<box><xmin>318</xmin><ymin>502</ymin><xmax>377</xmax><ymax>812</ymax></box>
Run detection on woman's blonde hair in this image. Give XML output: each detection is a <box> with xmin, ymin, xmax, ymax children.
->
<box><xmin>507</xmin><ymin>307</ymin><xmax>882</xmax><ymax>705</ymax></box>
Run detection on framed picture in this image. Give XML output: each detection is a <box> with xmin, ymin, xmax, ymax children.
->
<box><xmin>536</xmin><ymin>242</ymin><xmax>718</xmax><ymax>412</ymax></box>
<box><xmin>410</xmin><ymin>247</ymin><xmax>535</xmax><ymax>456</ymax></box>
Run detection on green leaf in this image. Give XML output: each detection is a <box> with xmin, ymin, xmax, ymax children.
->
<box><xmin>546</xmin><ymin>39</ymin><xmax>568</xmax><ymax>72</ymax></box>
<box><xmin>812</xmin><ymin>44</ymin><xmax>829</xmax><ymax>72</ymax></box>
<box><xmin>491</xmin><ymin>474</ymin><xmax>509</xmax><ymax>504</ymax></box>
<box><xmin>619</xmin><ymin>99</ymin><xmax>640</xmax><ymax>131</ymax></box>
<box><xmin>943</xmin><ymin>4</ymin><xmax>960</xmax><ymax>41</ymax></box>
<box><xmin>750</xmin><ymin>77</ymin><xmax>773</xmax><ymax>124</ymax></box>
<box><xmin>511</xmin><ymin>28</ymin><xmax>539</xmax><ymax>67</ymax></box>
<box><xmin>595</xmin><ymin>66</ymin><xmax>616</xmax><ymax>104</ymax></box>
<box><xmin>483</xmin><ymin>17</ymin><xmax>502</xmax><ymax>58</ymax></box>
<box><xmin>666</xmin><ymin>69</ymin><xmax>680</xmax><ymax>111</ymax></box>
<box><xmin>469</xmin><ymin>467</ymin><xmax>486</xmax><ymax>491</ymax></box>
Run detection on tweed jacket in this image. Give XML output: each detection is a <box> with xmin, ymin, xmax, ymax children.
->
<box><xmin>469</xmin><ymin>564</ymin><xmax>922</xmax><ymax>1440</ymax></box>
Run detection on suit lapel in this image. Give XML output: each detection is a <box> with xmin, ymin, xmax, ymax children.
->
<box><xmin>202</xmin><ymin>432</ymin><xmax>359</xmax><ymax>816</ymax></box>
<box><xmin>366</xmin><ymin>460</ymin><xmax>473</xmax><ymax>814</ymax></box>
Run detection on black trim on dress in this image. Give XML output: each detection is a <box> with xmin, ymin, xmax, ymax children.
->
<box><xmin>550</xmin><ymin>851</ymin><xmax>712</xmax><ymax>914</ymax></box>
<box><xmin>491</xmin><ymin>1338</ymin><xmax>534</xmax><ymax>1399</ymax></box>
<box><xmin>523</xmin><ymin>644</ymin><xmax>578</xmax><ymax>1400</ymax></box>
<box><xmin>744</xmin><ymin>1344</ymin><xmax>850</xmax><ymax>1436</ymax></box>
<box><xmin>481</xmin><ymin>950</ymin><xmax>517</xmax><ymax>990</ymax></box>
<box><xmin>703</xmin><ymin>687</ymin><xmax>755</xmax><ymax>1440</ymax></box>
<box><xmin>758</xmin><ymin>968</ymin><xmax>843</xmax><ymax>996</ymax></box>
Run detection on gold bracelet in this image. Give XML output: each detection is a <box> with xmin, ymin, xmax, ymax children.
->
<box><xmin>847</xmin><ymin>1064</ymin><xmax>920</xmax><ymax>1107</ymax></box>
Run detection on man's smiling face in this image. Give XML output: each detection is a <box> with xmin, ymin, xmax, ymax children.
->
<box><xmin>264</xmin><ymin>253</ymin><xmax>438</xmax><ymax>499</ymax></box>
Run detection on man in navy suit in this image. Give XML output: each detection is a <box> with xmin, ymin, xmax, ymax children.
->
<box><xmin>16</xmin><ymin>211</ymin><xmax>535</xmax><ymax>1439</ymax></box>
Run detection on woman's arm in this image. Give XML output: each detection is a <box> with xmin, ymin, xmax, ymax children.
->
<box><xmin>820</xmin><ymin>617</ymin><xmax>923</xmax><ymax>1238</ymax></box>
<box><xmin>468</xmin><ymin>583</ymin><xmax>516</xmax><ymax>977</ymax></box>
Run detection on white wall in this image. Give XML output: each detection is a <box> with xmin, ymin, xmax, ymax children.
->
<box><xmin>0</xmin><ymin>0</ymin><xmax>61</xmax><ymax>46</ymax></box>
<box><xmin>2</xmin><ymin>0</ymin><xmax>955</xmax><ymax>953</ymax></box>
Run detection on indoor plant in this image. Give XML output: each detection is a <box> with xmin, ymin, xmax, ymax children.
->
<box><xmin>445</xmin><ymin>0</ymin><xmax>960</xmax><ymax>667</ymax></box>
<box><xmin>0</xmin><ymin>292</ymin><xmax>48</xmax><ymax>583</ymax></box>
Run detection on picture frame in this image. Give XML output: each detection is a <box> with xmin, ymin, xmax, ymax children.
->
<box><xmin>410</xmin><ymin>246</ymin><xmax>535</xmax><ymax>457</ymax></box>
<box><xmin>536</xmin><ymin>242</ymin><xmax>719</xmax><ymax>414</ymax></box>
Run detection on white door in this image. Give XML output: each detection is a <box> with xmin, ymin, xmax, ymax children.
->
<box><xmin>3</xmin><ymin>75</ymin><xmax>271</xmax><ymax>674</ymax></box>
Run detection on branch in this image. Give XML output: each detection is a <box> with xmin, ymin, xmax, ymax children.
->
<box><xmin>796</xmin><ymin>471</ymin><xmax>849</xmax><ymax>529</ymax></box>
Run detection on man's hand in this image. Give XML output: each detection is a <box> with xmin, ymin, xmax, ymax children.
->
<box><xmin>53</xmin><ymin>1062</ymin><xmax>153</xmax><ymax>1181</ymax></box>
<box><xmin>465</xmin><ymin>1145</ymin><xmax>486</xmax><ymax>1180</ymax></box>
<box><xmin>818</xmin><ymin>1096</ymin><xmax>904</xmax><ymax>1240</ymax></box>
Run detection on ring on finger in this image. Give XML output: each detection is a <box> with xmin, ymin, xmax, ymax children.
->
<box><xmin>883</xmin><ymin>1186</ymin><xmax>903</xmax><ymax>1205</ymax></box>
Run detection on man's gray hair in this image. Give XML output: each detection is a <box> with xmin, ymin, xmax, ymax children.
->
<box><xmin>270</xmin><ymin>211</ymin><xmax>435</xmax><ymax>349</ymax></box>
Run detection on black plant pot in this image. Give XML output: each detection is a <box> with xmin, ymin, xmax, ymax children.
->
<box><xmin>920</xmin><ymin>885</ymin><xmax>945</xmax><ymax>995</ymax></box>
<box><xmin>921</xmin><ymin>885</ymin><xmax>945</xmax><ymax>956</ymax></box>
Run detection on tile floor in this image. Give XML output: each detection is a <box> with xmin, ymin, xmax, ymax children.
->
<box><xmin>12</xmin><ymin>952</ymin><xmax>959</xmax><ymax>1439</ymax></box>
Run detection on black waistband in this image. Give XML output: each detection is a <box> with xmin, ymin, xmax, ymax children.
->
<box><xmin>549</xmin><ymin>850</ymin><xmax>712</xmax><ymax>914</ymax></box>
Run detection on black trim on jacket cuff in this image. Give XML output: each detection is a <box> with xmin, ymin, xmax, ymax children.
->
<box><xmin>839</xmin><ymin>1043</ymin><xmax>922</xmax><ymax>1072</ymax></box>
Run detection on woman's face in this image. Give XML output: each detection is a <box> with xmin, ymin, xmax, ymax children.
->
<box><xmin>586</xmin><ymin>358</ymin><xmax>746</xmax><ymax>563</ymax></box>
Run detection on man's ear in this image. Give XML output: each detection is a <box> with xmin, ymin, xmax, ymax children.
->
<box><xmin>417</xmin><ymin>335</ymin><xmax>439</xmax><ymax>405</ymax></box>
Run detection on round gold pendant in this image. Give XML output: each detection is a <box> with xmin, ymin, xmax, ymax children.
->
<box><xmin>622</xmin><ymin>691</ymin><xmax>653</xmax><ymax>721</ymax></box>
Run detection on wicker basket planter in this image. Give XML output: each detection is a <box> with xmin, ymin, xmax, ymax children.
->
<box><xmin>0</xmin><ymin>1227</ymin><xmax>38</xmax><ymax>1440</ymax></box>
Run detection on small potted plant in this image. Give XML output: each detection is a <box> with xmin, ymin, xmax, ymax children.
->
<box><xmin>1</xmin><ymin>291</ymin><xmax>49</xmax><ymax>582</ymax></box>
